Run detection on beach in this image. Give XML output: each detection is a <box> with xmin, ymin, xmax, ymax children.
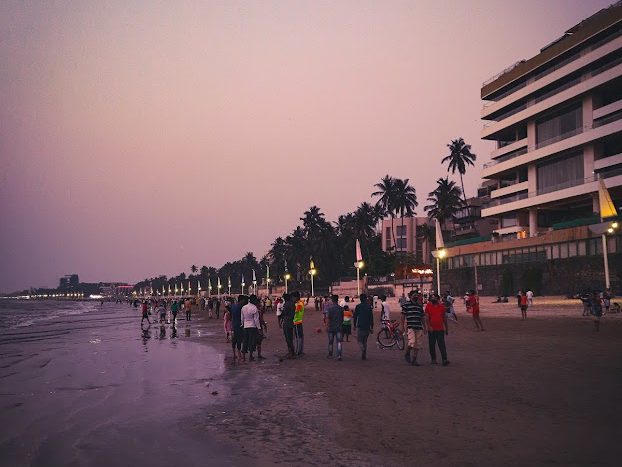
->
<box><xmin>193</xmin><ymin>296</ymin><xmax>622</xmax><ymax>466</ymax></box>
<box><xmin>1</xmin><ymin>298</ymin><xmax>621</xmax><ymax>466</ymax></box>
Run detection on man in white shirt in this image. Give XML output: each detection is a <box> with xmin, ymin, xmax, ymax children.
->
<box><xmin>526</xmin><ymin>290</ymin><xmax>534</xmax><ymax>306</ymax></box>
<box><xmin>380</xmin><ymin>295</ymin><xmax>391</xmax><ymax>322</ymax></box>
<box><xmin>241</xmin><ymin>295</ymin><xmax>262</xmax><ymax>361</ymax></box>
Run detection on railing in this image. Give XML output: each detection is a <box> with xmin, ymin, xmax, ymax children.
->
<box><xmin>482</xmin><ymin>27</ymin><xmax>622</xmax><ymax>96</ymax></box>
<box><xmin>483</xmin><ymin>170</ymin><xmax>622</xmax><ymax>208</ymax></box>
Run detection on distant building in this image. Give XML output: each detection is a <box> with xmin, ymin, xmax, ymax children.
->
<box><xmin>381</xmin><ymin>216</ymin><xmax>433</xmax><ymax>263</ymax></box>
<box><xmin>59</xmin><ymin>274</ymin><xmax>79</xmax><ymax>289</ymax></box>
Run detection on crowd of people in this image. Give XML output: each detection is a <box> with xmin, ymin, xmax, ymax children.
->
<box><xmin>132</xmin><ymin>283</ymin><xmax>615</xmax><ymax>363</ymax></box>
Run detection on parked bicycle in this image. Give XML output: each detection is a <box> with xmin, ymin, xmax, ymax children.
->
<box><xmin>377</xmin><ymin>319</ymin><xmax>405</xmax><ymax>350</ymax></box>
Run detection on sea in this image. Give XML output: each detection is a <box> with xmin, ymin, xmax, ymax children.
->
<box><xmin>0</xmin><ymin>299</ymin><xmax>238</xmax><ymax>467</ymax></box>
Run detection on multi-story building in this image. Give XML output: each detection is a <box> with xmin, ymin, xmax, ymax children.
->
<box><xmin>480</xmin><ymin>2</ymin><xmax>622</xmax><ymax>239</ymax></box>
<box><xmin>381</xmin><ymin>217</ymin><xmax>432</xmax><ymax>263</ymax></box>
<box><xmin>438</xmin><ymin>3</ymin><xmax>622</xmax><ymax>295</ymax></box>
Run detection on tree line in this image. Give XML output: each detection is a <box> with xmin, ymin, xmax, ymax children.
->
<box><xmin>133</xmin><ymin>138</ymin><xmax>477</xmax><ymax>295</ymax></box>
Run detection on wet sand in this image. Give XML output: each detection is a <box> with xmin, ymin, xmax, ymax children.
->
<box><xmin>192</xmin><ymin>298</ymin><xmax>622</xmax><ymax>466</ymax></box>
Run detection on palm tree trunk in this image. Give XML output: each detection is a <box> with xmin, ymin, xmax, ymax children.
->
<box><xmin>460</xmin><ymin>173</ymin><xmax>467</xmax><ymax>205</ymax></box>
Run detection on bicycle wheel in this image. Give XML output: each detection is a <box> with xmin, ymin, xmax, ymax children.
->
<box><xmin>394</xmin><ymin>330</ymin><xmax>405</xmax><ymax>350</ymax></box>
<box><xmin>377</xmin><ymin>327</ymin><xmax>395</xmax><ymax>348</ymax></box>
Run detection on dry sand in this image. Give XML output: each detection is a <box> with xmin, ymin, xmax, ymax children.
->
<box><xmin>191</xmin><ymin>298</ymin><xmax>622</xmax><ymax>466</ymax></box>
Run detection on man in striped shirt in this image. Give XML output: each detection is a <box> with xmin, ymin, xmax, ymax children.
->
<box><xmin>401</xmin><ymin>290</ymin><xmax>426</xmax><ymax>366</ymax></box>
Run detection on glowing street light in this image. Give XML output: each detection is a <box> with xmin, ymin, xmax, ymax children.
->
<box><xmin>309</xmin><ymin>259</ymin><xmax>317</xmax><ymax>297</ymax></box>
<box><xmin>284</xmin><ymin>272</ymin><xmax>291</xmax><ymax>294</ymax></box>
<box><xmin>355</xmin><ymin>260</ymin><xmax>364</xmax><ymax>297</ymax></box>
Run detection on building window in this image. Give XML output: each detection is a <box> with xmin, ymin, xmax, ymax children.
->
<box><xmin>536</xmin><ymin>103</ymin><xmax>582</xmax><ymax>148</ymax></box>
<box><xmin>396</xmin><ymin>238</ymin><xmax>407</xmax><ymax>249</ymax></box>
<box><xmin>501</xmin><ymin>214</ymin><xmax>517</xmax><ymax>228</ymax></box>
<box><xmin>578</xmin><ymin>240</ymin><xmax>587</xmax><ymax>256</ymax></box>
<box><xmin>396</xmin><ymin>225</ymin><xmax>407</xmax><ymax>237</ymax></box>
<box><xmin>536</xmin><ymin>149</ymin><xmax>584</xmax><ymax>195</ymax></box>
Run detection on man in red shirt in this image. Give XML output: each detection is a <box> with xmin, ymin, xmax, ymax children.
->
<box><xmin>466</xmin><ymin>289</ymin><xmax>484</xmax><ymax>331</ymax></box>
<box><xmin>425</xmin><ymin>293</ymin><xmax>450</xmax><ymax>366</ymax></box>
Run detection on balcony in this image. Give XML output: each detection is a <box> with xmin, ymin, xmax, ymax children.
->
<box><xmin>482</xmin><ymin>33</ymin><xmax>622</xmax><ymax>119</ymax></box>
<box><xmin>594</xmin><ymin>152</ymin><xmax>622</xmax><ymax>171</ymax></box>
<box><xmin>482</xmin><ymin>118</ymin><xmax>622</xmax><ymax>178</ymax></box>
<box><xmin>594</xmin><ymin>98</ymin><xmax>622</xmax><ymax>120</ymax></box>
<box><xmin>482</xmin><ymin>61</ymin><xmax>622</xmax><ymax>140</ymax></box>
<box><xmin>482</xmin><ymin>167</ymin><xmax>622</xmax><ymax>217</ymax></box>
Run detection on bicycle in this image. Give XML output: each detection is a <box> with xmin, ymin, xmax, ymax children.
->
<box><xmin>377</xmin><ymin>319</ymin><xmax>405</xmax><ymax>350</ymax></box>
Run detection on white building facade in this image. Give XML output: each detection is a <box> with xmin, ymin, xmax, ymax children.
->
<box><xmin>480</xmin><ymin>2</ymin><xmax>622</xmax><ymax>239</ymax></box>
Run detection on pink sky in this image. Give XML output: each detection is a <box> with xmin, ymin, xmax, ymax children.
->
<box><xmin>0</xmin><ymin>0</ymin><xmax>613</xmax><ymax>292</ymax></box>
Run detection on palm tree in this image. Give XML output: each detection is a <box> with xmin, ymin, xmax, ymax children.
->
<box><xmin>372</xmin><ymin>175</ymin><xmax>397</xmax><ymax>251</ymax></box>
<box><xmin>442</xmin><ymin>137</ymin><xmax>476</xmax><ymax>204</ymax></box>
<box><xmin>393</xmin><ymin>178</ymin><xmax>418</xmax><ymax>254</ymax></box>
<box><xmin>424</xmin><ymin>177</ymin><xmax>463</xmax><ymax>239</ymax></box>
<box><xmin>190</xmin><ymin>265</ymin><xmax>198</xmax><ymax>274</ymax></box>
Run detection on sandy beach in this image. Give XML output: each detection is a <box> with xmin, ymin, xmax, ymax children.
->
<box><xmin>191</xmin><ymin>296</ymin><xmax>622</xmax><ymax>466</ymax></box>
<box><xmin>2</xmin><ymin>298</ymin><xmax>621</xmax><ymax>466</ymax></box>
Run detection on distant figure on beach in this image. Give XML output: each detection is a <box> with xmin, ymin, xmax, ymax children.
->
<box><xmin>425</xmin><ymin>293</ymin><xmax>450</xmax><ymax>366</ymax></box>
<box><xmin>591</xmin><ymin>291</ymin><xmax>602</xmax><ymax>331</ymax></box>
<box><xmin>603</xmin><ymin>289</ymin><xmax>611</xmax><ymax>314</ymax></box>
<box><xmin>280</xmin><ymin>293</ymin><xmax>296</xmax><ymax>358</ymax></box>
<box><xmin>224</xmin><ymin>307</ymin><xmax>232</xmax><ymax>342</ymax></box>
<box><xmin>526</xmin><ymin>290</ymin><xmax>534</xmax><ymax>307</ymax></box>
<box><xmin>208</xmin><ymin>298</ymin><xmax>214</xmax><ymax>319</ymax></box>
<box><xmin>185</xmin><ymin>298</ymin><xmax>192</xmax><ymax>321</ymax></box>
<box><xmin>170</xmin><ymin>300</ymin><xmax>179</xmax><ymax>323</ymax></box>
<box><xmin>158</xmin><ymin>301</ymin><xmax>166</xmax><ymax>323</ymax></box>
<box><xmin>401</xmin><ymin>290</ymin><xmax>425</xmax><ymax>366</ymax></box>
<box><xmin>141</xmin><ymin>301</ymin><xmax>151</xmax><ymax>325</ymax></box>
<box><xmin>466</xmin><ymin>290</ymin><xmax>484</xmax><ymax>331</ymax></box>
<box><xmin>380</xmin><ymin>295</ymin><xmax>390</xmax><ymax>322</ymax></box>
<box><xmin>215</xmin><ymin>298</ymin><xmax>221</xmax><ymax>319</ymax></box>
<box><xmin>353</xmin><ymin>293</ymin><xmax>373</xmax><ymax>360</ymax></box>
<box><xmin>241</xmin><ymin>295</ymin><xmax>262</xmax><ymax>361</ymax></box>
<box><xmin>276</xmin><ymin>297</ymin><xmax>283</xmax><ymax>327</ymax></box>
<box><xmin>342</xmin><ymin>296</ymin><xmax>352</xmax><ymax>342</ymax></box>
<box><xmin>443</xmin><ymin>291</ymin><xmax>458</xmax><ymax>322</ymax></box>
<box><xmin>324</xmin><ymin>295</ymin><xmax>344</xmax><ymax>360</ymax></box>
<box><xmin>230</xmin><ymin>295</ymin><xmax>248</xmax><ymax>361</ymax></box>
<box><xmin>293</xmin><ymin>291</ymin><xmax>305</xmax><ymax>356</ymax></box>
<box><xmin>519</xmin><ymin>291</ymin><xmax>528</xmax><ymax>320</ymax></box>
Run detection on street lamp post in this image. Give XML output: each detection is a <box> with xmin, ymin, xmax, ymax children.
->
<box><xmin>309</xmin><ymin>267</ymin><xmax>317</xmax><ymax>297</ymax></box>
<box><xmin>355</xmin><ymin>261</ymin><xmax>364</xmax><ymax>297</ymax></box>
<box><xmin>432</xmin><ymin>249</ymin><xmax>446</xmax><ymax>293</ymax></box>
<box><xmin>284</xmin><ymin>273</ymin><xmax>291</xmax><ymax>294</ymax></box>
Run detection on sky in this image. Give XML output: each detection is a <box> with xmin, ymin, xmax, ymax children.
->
<box><xmin>0</xmin><ymin>0</ymin><xmax>613</xmax><ymax>292</ymax></box>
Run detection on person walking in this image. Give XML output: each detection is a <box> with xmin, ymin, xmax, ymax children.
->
<box><xmin>466</xmin><ymin>290</ymin><xmax>484</xmax><ymax>331</ymax></box>
<box><xmin>342</xmin><ymin>300</ymin><xmax>353</xmax><ymax>342</ymax></box>
<box><xmin>241</xmin><ymin>294</ymin><xmax>261</xmax><ymax>361</ymax></box>
<box><xmin>292</xmin><ymin>291</ymin><xmax>305</xmax><ymax>356</ymax></box>
<box><xmin>140</xmin><ymin>301</ymin><xmax>151</xmax><ymax>325</ymax></box>
<box><xmin>380</xmin><ymin>295</ymin><xmax>391</xmax><ymax>323</ymax></box>
<box><xmin>207</xmin><ymin>298</ymin><xmax>214</xmax><ymax>319</ymax></box>
<box><xmin>215</xmin><ymin>297</ymin><xmax>221</xmax><ymax>319</ymax></box>
<box><xmin>519</xmin><ymin>291</ymin><xmax>528</xmax><ymax>320</ymax></box>
<box><xmin>526</xmin><ymin>289</ymin><xmax>534</xmax><ymax>307</ymax></box>
<box><xmin>444</xmin><ymin>291</ymin><xmax>458</xmax><ymax>322</ymax></box>
<box><xmin>223</xmin><ymin>306</ymin><xmax>232</xmax><ymax>343</ymax></box>
<box><xmin>184</xmin><ymin>298</ymin><xmax>192</xmax><ymax>321</ymax></box>
<box><xmin>353</xmin><ymin>293</ymin><xmax>374</xmax><ymax>360</ymax></box>
<box><xmin>324</xmin><ymin>295</ymin><xmax>344</xmax><ymax>360</ymax></box>
<box><xmin>280</xmin><ymin>293</ymin><xmax>296</xmax><ymax>358</ymax></box>
<box><xmin>591</xmin><ymin>291</ymin><xmax>603</xmax><ymax>331</ymax></box>
<box><xmin>170</xmin><ymin>299</ymin><xmax>179</xmax><ymax>323</ymax></box>
<box><xmin>425</xmin><ymin>293</ymin><xmax>450</xmax><ymax>366</ymax></box>
<box><xmin>230</xmin><ymin>295</ymin><xmax>248</xmax><ymax>361</ymax></box>
<box><xmin>401</xmin><ymin>290</ymin><xmax>426</xmax><ymax>366</ymax></box>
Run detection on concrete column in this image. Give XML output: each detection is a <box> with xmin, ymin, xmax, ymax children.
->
<box><xmin>582</xmin><ymin>95</ymin><xmax>593</xmax><ymax>129</ymax></box>
<box><xmin>529</xmin><ymin>208</ymin><xmax>538</xmax><ymax>237</ymax></box>
<box><xmin>583</xmin><ymin>144</ymin><xmax>595</xmax><ymax>179</ymax></box>
<box><xmin>527</xmin><ymin>120</ymin><xmax>536</xmax><ymax>150</ymax></box>
<box><xmin>527</xmin><ymin>163</ymin><xmax>537</xmax><ymax>195</ymax></box>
